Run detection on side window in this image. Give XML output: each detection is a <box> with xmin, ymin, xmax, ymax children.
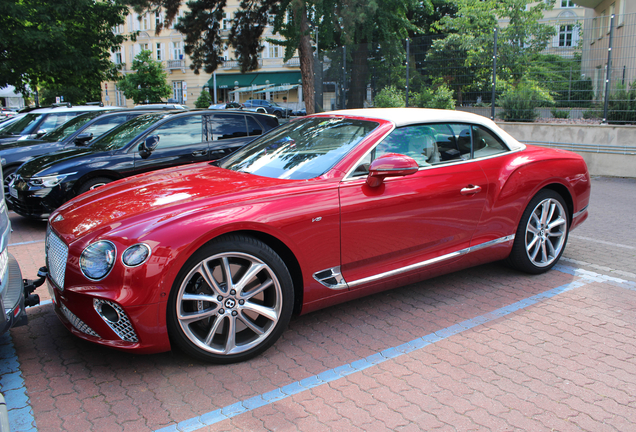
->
<box><xmin>38</xmin><ymin>113</ymin><xmax>78</xmax><ymax>133</ymax></box>
<box><xmin>374</xmin><ymin>125</ymin><xmax>442</xmax><ymax>167</ymax></box>
<box><xmin>82</xmin><ymin>115</ymin><xmax>130</xmax><ymax>138</ymax></box>
<box><xmin>442</xmin><ymin>124</ymin><xmax>471</xmax><ymax>161</ymax></box>
<box><xmin>212</xmin><ymin>114</ymin><xmax>247</xmax><ymax>140</ymax></box>
<box><xmin>246</xmin><ymin>116</ymin><xmax>264</xmax><ymax>136</ymax></box>
<box><xmin>471</xmin><ymin>125</ymin><xmax>509</xmax><ymax>158</ymax></box>
<box><xmin>151</xmin><ymin>114</ymin><xmax>203</xmax><ymax>149</ymax></box>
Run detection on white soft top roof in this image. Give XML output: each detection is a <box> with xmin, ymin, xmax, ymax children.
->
<box><xmin>323</xmin><ymin>108</ymin><xmax>525</xmax><ymax>151</ymax></box>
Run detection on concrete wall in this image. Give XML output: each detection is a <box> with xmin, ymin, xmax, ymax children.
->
<box><xmin>496</xmin><ymin>122</ymin><xmax>636</xmax><ymax>178</ymax></box>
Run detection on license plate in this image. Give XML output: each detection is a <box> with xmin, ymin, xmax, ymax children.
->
<box><xmin>47</xmin><ymin>280</ymin><xmax>57</xmax><ymax>305</ymax></box>
<box><xmin>9</xmin><ymin>185</ymin><xmax>17</xmax><ymax>199</ymax></box>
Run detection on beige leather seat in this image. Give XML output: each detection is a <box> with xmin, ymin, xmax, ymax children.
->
<box><xmin>406</xmin><ymin>133</ymin><xmax>440</xmax><ymax>166</ymax></box>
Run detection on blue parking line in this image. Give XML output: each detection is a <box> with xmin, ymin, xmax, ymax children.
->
<box><xmin>158</xmin><ymin>264</ymin><xmax>628</xmax><ymax>432</ymax></box>
<box><xmin>3</xmin><ymin>265</ymin><xmax>632</xmax><ymax>432</ymax></box>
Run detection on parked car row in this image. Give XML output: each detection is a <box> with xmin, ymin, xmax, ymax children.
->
<box><xmin>6</xmin><ymin>109</ymin><xmax>279</xmax><ymax>219</ymax></box>
<box><xmin>209</xmin><ymin>100</ymin><xmax>298</xmax><ymax>118</ymax></box>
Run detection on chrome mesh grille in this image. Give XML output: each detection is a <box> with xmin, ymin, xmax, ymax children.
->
<box><xmin>46</xmin><ymin>228</ymin><xmax>68</xmax><ymax>289</ymax></box>
<box><xmin>61</xmin><ymin>304</ymin><xmax>99</xmax><ymax>337</ymax></box>
<box><xmin>94</xmin><ymin>299</ymin><xmax>138</xmax><ymax>342</ymax></box>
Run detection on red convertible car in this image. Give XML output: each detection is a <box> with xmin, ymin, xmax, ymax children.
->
<box><xmin>43</xmin><ymin>109</ymin><xmax>590</xmax><ymax>363</ymax></box>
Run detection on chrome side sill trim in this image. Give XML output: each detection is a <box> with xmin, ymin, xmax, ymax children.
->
<box><xmin>573</xmin><ymin>205</ymin><xmax>588</xmax><ymax>219</ymax></box>
<box><xmin>347</xmin><ymin>235</ymin><xmax>515</xmax><ymax>288</ymax></box>
<box><xmin>313</xmin><ymin>266</ymin><xmax>349</xmax><ymax>290</ymax></box>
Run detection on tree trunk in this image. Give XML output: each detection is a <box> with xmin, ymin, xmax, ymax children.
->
<box><xmin>347</xmin><ymin>42</ymin><xmax>368</xmax><ymax>109</ymax></box>
<box><xmin>295</xmin><ymin>3</ymin><xmax>315</xmax><ymax>114</ymax></box>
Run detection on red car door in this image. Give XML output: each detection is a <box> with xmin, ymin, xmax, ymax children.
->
<box><xmin>339</xmin><ymin>123</ymin><xmax>488</xmax><ymax>289</ymax></box>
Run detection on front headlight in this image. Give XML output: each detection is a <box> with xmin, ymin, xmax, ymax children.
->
<box><xmin>80</xmin><ymin>241</ymin><xmax>116</xmax><ymax>280</ymax></box>
<box><xmin>122</xmin><ymin>243</ymin><xmax>151</xmax><ymax>267</ymax></box>
<box><xmin>28</xmin><ymin>172</ymin><xmax>77</xmax><ymax>188</ymax></box>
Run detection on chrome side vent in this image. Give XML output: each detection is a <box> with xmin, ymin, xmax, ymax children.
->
<box><xmin>313</xmin><ymin>266</ymin><xmax>348</xmax><ymax>290</ymax></box>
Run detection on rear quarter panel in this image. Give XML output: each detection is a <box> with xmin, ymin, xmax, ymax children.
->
<box><xmin>472</xmin><ymin>145</ymin><xmax>591</xmax><ymax>248</ymax></box>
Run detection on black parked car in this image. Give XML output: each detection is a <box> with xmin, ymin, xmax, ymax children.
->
<box><xmin>242</xmin><ymin>100</ymin><xmax>293</xmax><ymax>118</ymax></box>
<box><xmin>1</xmin><ymin>109</ymin><xmax>158</xmax><ymax>202</ymax></box>
<box><xmin>9</xmin><ymin>110</ymin><xmax>278</xmax><ymax>219</ymax></box>
<box><xmin>0</xmin><ymin>105</ymin><xmax>115</xmax><ymax>144</ymax></box>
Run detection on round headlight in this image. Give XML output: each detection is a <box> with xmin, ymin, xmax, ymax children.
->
<box><xmin>80</xmin><ymin>241</ymin><xmax>116</xmax><ymax>281</ymax></box>
<box><xmin>122</xmin><ymin>243</ymin><xmax>151</xmax><ymax>267</ymax></box>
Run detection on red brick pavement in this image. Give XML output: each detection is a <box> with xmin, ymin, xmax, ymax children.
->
<box><xmin>4</xmin><ymin>176</ymin><xmax>636</xmax><ymax>432</ymax></box>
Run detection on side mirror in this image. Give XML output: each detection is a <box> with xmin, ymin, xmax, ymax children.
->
<box><xmin>73</xmin><ymin>133</ymin><xmax>93</xmax><ymax>145</ymax></box>
<box><xmin>138</xmin><ymin>135</ymin><xmax>160</xmax><ymax>158</ymax></box>
<box><xmin>35</xmin><ymin>129</ymin><xmax>47</xmax><ymax>138</ymax></box>
<box><xmin>366</xmin><ymin>153</ymin><xmax>419</xmax><ymax>187</ymax></box>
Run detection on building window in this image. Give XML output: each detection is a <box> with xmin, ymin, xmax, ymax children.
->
<box><xmin>609</xmin><ymin>3</ymin><xmax>615</xmax><ymax>34</ymax></box>
<box><xmin>269</xmin><ymin>44</ymin><xmax>282</xmax><ymax>58</ymax></box>
<box><xmin>113</xmin><ymin>47</ymin><xmax>122</xmax><ymax>64</ymax></box>
<box><xmin>173</xmin><ymin>81</ymin><xmax>184</xmax><ymax>103</ymax></box>
<box><xmin>156</xmin><ymin>43</ymin><xmax>162</xmax><ymax>61</ymax></box>
<box><xmin>561</xmin><ymin>0</ymin><xmax>574</xmax><ymax>7</ymax></box>
<box><xmin>559</xmin><ymin>25</ymin><xmax>574</xmax><ymax>47</ymax></box>
<box><xmin>141</xmin><ymin>13</ymin><xmax>150</xmax><ymax>30</ymax></box>
<box><xmin>172</xmin><ymin>41</ymin><xmax>183</xmax><ymax>60</ymax></box>
<box><xmin>155</xmin><ymin>12</ymin><xmax>162</xmax><ymax>28</ymax></box>
<box><xmin>222</xmin><ymin>13</ymin><xmax>231</xmax><ymax>30</ymax></box>
<box><xmin>115</xmin><ymin>85</ymin><xmax>126</xmax><ymax>107</ymax></box>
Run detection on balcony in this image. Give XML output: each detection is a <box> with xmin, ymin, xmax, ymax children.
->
<box><xmin>284</xmin><ymin>57</ymin><xmax>300</xmax><ymax>67</ymax></box>
<box><xmin>221</xmin><ymin>59</ymin><xmax>263</xmax><ymax>69</ymax></box>
<box><xmin>167</xmin><ymin>59</ymin><xmax>185</xmax><ymax>73</ymax></box>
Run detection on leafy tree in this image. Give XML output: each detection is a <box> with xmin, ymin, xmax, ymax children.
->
<box><xmin>117</xmin><ymin>51</ymin><xmax>172</xmax><ymax>104</ymax></box>
<box><xmin>194</xmin><ymin>90</ymin><xmax>213</xmax><ymax>108</ymax></box>
<box><xmin>428</xmin><ymin>0</ymin><xmax>556</xmax><ymax>105</ymax></box>
<box><xmin>374</xmin><ymin>86</ymin><xmax>405</xmax><ymax>107</ymax></box>
<box><xmin>0</xmin><ymin>0</ymin><xmax>128</xmax><ymax>100</ymax></box>
<box><xmin>497</xmin><ymin>78</ymin><xmax>554</xmax><ymax>122</ymax></box>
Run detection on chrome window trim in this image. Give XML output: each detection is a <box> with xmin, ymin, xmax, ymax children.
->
<box><xmin>346</xmin><ymin>235</ymin><xmax>515</xmax><ymax>288</ymax></box>
<box><xmin>342</xmin><ymin>122</ymin><xmax>522</xmax><ymax>182</ymax></box>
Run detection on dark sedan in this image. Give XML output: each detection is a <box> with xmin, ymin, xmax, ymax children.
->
<box><xmin>9</xmin><ymin>110</ymin><xmax>278</xmax><ymax>219</ymax></box>
<box><xmin>242</xmin><ymin>100</ymin><xmax>293</xmax><ymax>118</ymax></box>
<box><xmin>1</xmin><ymin>110</ymin><xmax>157</xmax><ymax>201</ymax></box>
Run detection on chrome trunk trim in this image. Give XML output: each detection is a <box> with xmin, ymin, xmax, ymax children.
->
<box><xmin>347</xmin><ymin>235</ymin><xmax>515</xmax><ymax>288</ymax></box>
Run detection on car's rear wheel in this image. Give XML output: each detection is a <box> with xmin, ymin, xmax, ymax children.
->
<box><xmin>167</xmin><ymin>235</ymin><xmax>294</xmax><ymax>363</ymax></box>
<box><xmin>507</xmin><ymin>189</ymin><xmax>569</xmax><ymax>274</ymax></box>
<box><xmin>78</xmin><ymin>177</ymin><xmax>112</xmax><ymax>195</ymax></box>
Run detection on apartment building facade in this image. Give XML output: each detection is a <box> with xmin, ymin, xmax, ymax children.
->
<box><xmin>102</xmin><ymin>1</ymin><xmax>303</xmax><ymax>110</ymax></box>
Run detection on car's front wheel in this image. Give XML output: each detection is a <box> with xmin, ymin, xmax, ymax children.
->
<box><xmin>167</xmin><ymin>235</ymin><xmax>294</xmax><ymax>363</ymax></box>
<box><xmin>506</xmin><ymin>189</ymin><xmax>569</xmax><ymax>274</ymax></box>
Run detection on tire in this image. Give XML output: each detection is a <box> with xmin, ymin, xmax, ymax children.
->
<box><xmin>506</xmin><ymin>189</ymin><xmax>569</xmax><ymax>274</ymax></box>
<box><xmin>78</xmin><ymin>177</ymin><xmax>111</xmax><ymax>195</ymax></box>
<box><xmin>3</xmin><ymin>165</ymin><xmax>17</xmax><ymax>207</ymax></box>
<box><xmin>167</xmin><ymin>235</ymin><xmax>294</xmax><ymax>363</ymax></box>
<box><xmin>273</xmin><ymin>110</ymin><xmax>282</xmax><ymax>118</ymax></box>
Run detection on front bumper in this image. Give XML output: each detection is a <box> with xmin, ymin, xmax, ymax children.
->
<box><xmin>45</xmin><ymin>270</ymin><xmax>171</xmax><ymax>354</ymax></box>
<box><xmin>8</xmin><ymin>177</ymin><xmax>72</xmax><ymax>220</ymax></box>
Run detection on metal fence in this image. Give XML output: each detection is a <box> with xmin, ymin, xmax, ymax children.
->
<box><xmin>314</xmin><ymin>12</ymin><xmax>636</xmax><ymax>124</ymax></box>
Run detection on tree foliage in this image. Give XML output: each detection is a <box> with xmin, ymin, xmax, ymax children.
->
<box><xmin>117</xmin><ymin>50</ymin><xmax>172</xmax><ymax>104</ymax></box>
<box><xmin>194</xmin><ymin>90</ymin><xmax>213</xmax><ymax>108</ymax></box>
<box><xmin>0</xmin><ymin>0</ymin><xmax>128</xmax><ymax>99</ymax></box>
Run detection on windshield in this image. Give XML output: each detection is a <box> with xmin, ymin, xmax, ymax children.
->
<box><xmin>40</xmin><ymin>112</ymin><xmax>102</xmax><ymax>142</ymax></box>
<box><xmin>90</xmin><ymin>112</ymin><xmax>171</xmax><ymax>150</ymax></box>
<box><xmin>0</xmin><ymin>113</ymin><xmax>43</xmax><ymax>136</ymax></box>
<box><xmin>220</xmin><ymin>117</ymin><xmax>379</xmax><ymax>180</ymax></box>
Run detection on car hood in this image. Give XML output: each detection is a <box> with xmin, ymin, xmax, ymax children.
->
<box><xmin>17</xmin><ymin>147</ymin><xmax>97</xmax><ymax>177</ymax></box>
<box><xmin>0</xmin><ymin>138</ymin><xmax>46</xmax><ymax>151</ymax></box>
<box><xmin>51</xmin><ymin>163</ymin><xmax>298</xmax><ymax>240</ymax></box>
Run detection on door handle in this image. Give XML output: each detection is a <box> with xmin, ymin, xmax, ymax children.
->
<box><xmin>192</xmin><ymin>150</ymin><xmax>208</xmax><ymax>157</ymax></box>
<box><xmin>460</xmin><ymin>184</ymin><xmax>482</xmax><ymax>195</ymax></box>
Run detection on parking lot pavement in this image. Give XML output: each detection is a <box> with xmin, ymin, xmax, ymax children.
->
<box><xmin>1</xmin><ymin>176</ymin><xmax>635</xmax><ymax>432</ymax></box>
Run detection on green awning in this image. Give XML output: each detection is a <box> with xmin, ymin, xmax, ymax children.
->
<box><xmin>209</xmin><ymin>72</ymin><xmax>301</xmax><ymax>89</ymax></box>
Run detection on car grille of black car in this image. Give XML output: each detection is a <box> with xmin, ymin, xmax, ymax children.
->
<box><xmin>11</xmin><ymin>198</ymin><xmax>47</xmax><ymax>219</ymax></box>
<box><xmin>46</xmin><ymin>227</ymin><xmax>68</xmax><ymax>290</ymax></box>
